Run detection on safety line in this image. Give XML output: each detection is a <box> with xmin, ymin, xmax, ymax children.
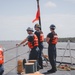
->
<box><xmin>44</xmin><ymin>47</ymin><xmax>75</xmax><ymax>51</ymax></box>
<box><xmin>4</xmin><ymin>51</ymin><xmax>29</xmax><ymax>64</ymax></box>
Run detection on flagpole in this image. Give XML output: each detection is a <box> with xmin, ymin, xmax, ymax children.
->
<box><xmin>36</xmin><ymin>0</ymin><xmax>42</xmax><ymax>30</ymax></box>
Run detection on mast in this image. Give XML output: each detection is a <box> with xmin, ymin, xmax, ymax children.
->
<box><xmin>36</xmin><ymin>0</ymin><xmax>42</xmax><ymax>30</ymax></box>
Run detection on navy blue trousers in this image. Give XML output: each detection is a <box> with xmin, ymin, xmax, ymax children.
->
<box><xmin>38</xmin><ymin>43</ymin><xmax>43</xmax><ymax>68</ymax></box>
<box><xmin>48</xmin><ymin>44</ymin><xmax>57</xmax><ymax>70</ymax></box>
<box><xmin>0</xmin><ymin>65</ymin><xmax>4</xmax><ymax>75</ymax></box>
<box><xmin>29</xmin><ymin>47</ymin><xmax>39</xmax><ymax>60</ymax></box>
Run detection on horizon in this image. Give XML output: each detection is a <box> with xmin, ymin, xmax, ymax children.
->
<box><xmin>0</xmin><ymin>37</ymin><xmax>75</xmax><ymax>41</ymax></box>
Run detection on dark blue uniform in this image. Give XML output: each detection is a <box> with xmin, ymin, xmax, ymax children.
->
<box><xmin>34</xmin><ymin>31</ymin><xmax>43</xmax><ymax>69</ymax></box>
<box><xmin>27</xmin><ymin>35</ymin><xmax>39</xmax><ymax>60</ymax></box>
<box><xmin>47</xmin><ymin>32</ymin><xmax>57</xmax><ymax>71</ymax></box>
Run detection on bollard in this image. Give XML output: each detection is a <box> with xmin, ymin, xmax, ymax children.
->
<box><xmin>25</xmin><ymin>63</ymin><xmax>34</xmax><ymax>73</ymax></box>
<box><xmin>28</xmin><ymin>60</ymin><xmax>37</xmax><ymax>72</ymax></box>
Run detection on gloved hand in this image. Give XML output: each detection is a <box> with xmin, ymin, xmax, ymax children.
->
<box><xmin>16</xmin><ymin>43</ymin><xmax>21</xmax><ymax>47</ymax></box>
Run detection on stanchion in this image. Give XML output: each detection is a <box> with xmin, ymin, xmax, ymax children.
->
<box><xmin>25</xmin><ymin>63</ymin><xmax>34</xmax><ymax>73</ymax></box>
<box><xmin>57</xmin><ymin>40</ymin><xmax>75</xmax><ymax>70</ymax></box>
<box><xmin>28</xmin><ymin>60</ymin><xmax>37</xmax><ymax>72</ymax></box>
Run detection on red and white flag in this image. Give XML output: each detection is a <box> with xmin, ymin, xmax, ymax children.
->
<box><xmin>32</xmin><ymin>7</ymin><xmax>40</xmax><ymax>23</ymax></box>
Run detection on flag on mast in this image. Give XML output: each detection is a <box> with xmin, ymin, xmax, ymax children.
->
<box><xmin>32</xmin><ymin>7</ymin><xmax>40</xmax><ymax>23</ymax></box>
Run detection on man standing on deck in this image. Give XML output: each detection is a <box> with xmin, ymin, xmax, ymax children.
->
<box><xmin>0</xmin><ymin>46</ymin><xmax>4</xmax><ymax>75</ymax></box>
<box><xmin>34</xmin><ymin>24</ymin><xmax>44</xmax><ymax>69</ymax></box>
<box><xmin>16</xmin><ymin>27</ymin><xmax>39</xmax><ymax>61</ymax></box>
<box><xmin>46</xmin><ymin>24</ymin><xmax>58</xmax><ymax>73</ymax></box>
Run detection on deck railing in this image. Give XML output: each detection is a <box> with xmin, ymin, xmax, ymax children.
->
<box><xmin>1</xmin><ymin>40</ymin><xmax>75</xmax><ymax>75</ymax></box>
<box><xmin>3</xmin><ymin>45</ymin><xmax>29</xmax><ymax>75</ymax></box>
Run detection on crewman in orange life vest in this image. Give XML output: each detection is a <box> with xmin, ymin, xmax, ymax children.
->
<box><xmin>34</xmin><ymin>24</ymin><xmax>44</xmax><ymax>69</ymax></box>
<box><xmin>0</xmin><ymin>46</ymin><xmax>4</xmax><ymax>75</ymax></box>
<box><xmin>16</xmin><ymin>27</ymin><xmax>39</xmax><ymax>60</ymax></box>
<box><xmin>45</xmin><ymin>24</ymin><xmax>58</xmax><ymax>74</ymax></box>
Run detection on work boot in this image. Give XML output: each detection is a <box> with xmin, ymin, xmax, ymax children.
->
<box><xmin>40</xmin><ymin>67</ymin><xmax>43</xmax><ymax>69</ymax></box>
<box><xmin>47</xmin><ymin>69</ymin><xmax>57</xmax><ymax>73</ymax></box>
<box><xmin>37</xmin><ymin>65</ymin><xmax>41</xmax><ymax>71</ymax></box>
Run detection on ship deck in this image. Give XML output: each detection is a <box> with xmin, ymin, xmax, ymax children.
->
<box><xmin>5</xmin><ymin>63</ymin><xmax>75</xmax><ymax>75</ymax></box>
<box><xmin>2</xmin><ymin>41</ymin><xmax>75</xmax><ymax>75</ymax></box>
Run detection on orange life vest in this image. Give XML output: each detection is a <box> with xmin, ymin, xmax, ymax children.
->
<box><xmin>28</xmin><ymin>34</ymin><xmax>38</xmax><ymax>49</ymax></box>
<box><xmin>51</xmin><ymin>34</ymin><xmax>58</xmax><ymax>44</ymax></box>
<box><xmin>40</xmin><ymin>33</ymin><xmax>44</xmax><ymax>42</ymax></box>
<box><xmin>0</xmin><ymin>46</ymin><xmax>4</xmax><ymax>64</ymax></box>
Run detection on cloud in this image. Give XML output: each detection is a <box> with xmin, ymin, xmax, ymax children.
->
<box><xmin>41</xmin><ymin>14</ymin><xmax>75</xmax><ymax>38</ymax></box>
<box><xmin>64</xmin><ymin>0</ymin><xmax>75</xmax><ymax>3</ymax></box>
<box><xmin>45</xmin><ymin>1</ymin><xmax>57</xmax><ymax>8</ymax></box>
<box><xmin>0</xmin><ymin>15</ymin><xmax>34</xmax><ymax>40</ymax></box>
<box><xmin>0</xmin><ymin>14</ymin><xmax>75</xmax><ymax>40</ymax></box>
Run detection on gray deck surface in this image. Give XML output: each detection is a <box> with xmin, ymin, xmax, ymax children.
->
<box><xmin>4</xmin><ymin>64</ymin><xmax>75</xmax><ymax>75</ymax></box>
<box><xmin>1</xmin><ymin>41</ymin><xmax>75</xmax><ymax>75</ymax></box>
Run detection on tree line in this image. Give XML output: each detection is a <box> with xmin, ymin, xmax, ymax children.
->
<box><xmin>44</xmin><ymin>37</ymin><xmax>75</xmax><ymax>42</ymax></box>
<box><xmin>58</xmin><ymin>37</ymin><xmax>75</xmax><ymax>42</ymax></box>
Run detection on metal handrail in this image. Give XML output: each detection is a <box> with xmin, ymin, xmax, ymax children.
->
<box><xmin>4</xmin><ymin>45</ymin><xmax>29</xmax><ymax>75</ymax></box>
<box><xmin>4</xmin><ymin>46</ymin><xmax>19</xmax><ymax>52</ymax></box>
<box><xmin>4</xmin><ymin>50</ymin><xmax>29</xmax><ymax>64</ymax></box>
<box><xmin>44</xmin><ymin>47</ymin><xmax>75</xmax><ymax>51</ymax></box>
<box><xmin>3</xmin><ymin>41</ymin><xmax>75</xmax><ymax>74</ymax></box>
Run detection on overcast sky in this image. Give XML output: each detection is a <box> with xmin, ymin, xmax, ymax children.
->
<box><xmin>0</xmin><ymin>0</ymin><xmax>75</xmax><ymax>40</ymax></box>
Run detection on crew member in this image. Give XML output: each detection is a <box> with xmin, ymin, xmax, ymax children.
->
<box><xmin>34</xmin><ymin>24</ymin><xmax>44</xmax><ymax>69</ymax></box>
<box><xmin>46</xmin><ymin>24</ymin><xmax>58</xmax><ymax>73</ymax></box>
<box><xmin>16</xmin><ymin>27</ymin><xmax>39</xmax><ymax>60</ymax></box>
<box><xmin>0</xmin><ymin>46</ymin><xmax>4</xmax><ymax>75</ymax></box>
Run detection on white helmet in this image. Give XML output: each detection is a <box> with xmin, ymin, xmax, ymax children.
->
<box><xmin>26</xmin><ymin>27</ymin><xmax>34</xmax><ymax>32</ymax></box>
